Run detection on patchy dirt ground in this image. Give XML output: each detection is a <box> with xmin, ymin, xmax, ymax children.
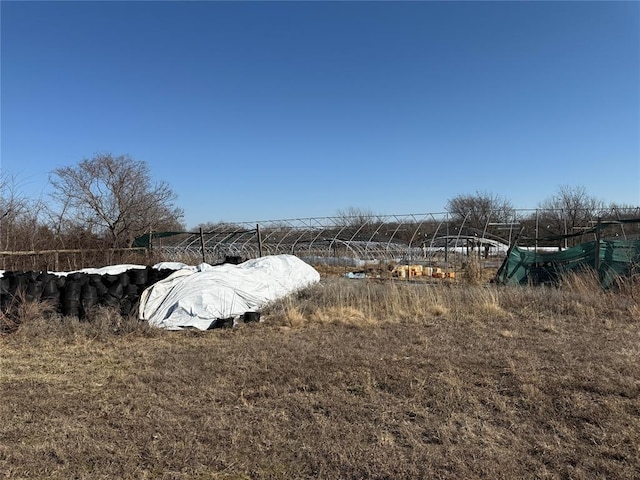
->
<box><xmin>1</xmin><ymin>278</ymin><xmax>639</xmax><ymax>479</ymax></box>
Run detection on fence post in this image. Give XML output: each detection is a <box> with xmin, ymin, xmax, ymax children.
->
<box><xmin>535</xmin><ymin>209</ymin><xmax>539</xmax><ymax>254</ymax></box>
<box><xmin>256</xmin><ymin>224</ymin><xmax>263</xmax><ymax>257</ymax></box>
<box><xmin>199</xmin><ymin>227</ymin><xmax>206</xmax><ymax>264</ymax></box>
<box><xmin>444</xmin><ymin>219</ymin><xmax>449</xmax><ymax>264</ymax></box>
<box><xmin>148</xmin><ymin>230</ymin><xmax>153</xmax><ymax>263</ymax></box>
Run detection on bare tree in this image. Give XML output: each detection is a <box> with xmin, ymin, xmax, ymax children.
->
<box><xmin>335</xmin><ymin>206</ymin><xmax>378</xmax><ymax>226</ymax></box>
<box><xmin>536</xmin><ymin>185</ymin><xmax>604</xmax><ymax>246</ymax></box>
<box><xmin>192</xmin><ymin>221</ymin><xmax>246</xmax><ymax>233</ymax></box>
<box><xmin>49</xmin><ymin>153</ymin><xmax>185</xmax><ymax>248</ymax></box>
<box><xmin>0</xmin><ymin>171</ymin><xmax>29</xmax><ymax>251</ymax></box>
<box><xmin>333</xmin><ymin>206</ymin><xmax>387</xmax><ymax>241</ymax></box>
<box><xmin>0</xmin><ymin>171</ymin><xmax>26</xmax><ymax>222</ymax></box>
<box><xmin>446</xmin><ymin>191</ymin><xmax>515</xmax><ymax>232</ymax></box>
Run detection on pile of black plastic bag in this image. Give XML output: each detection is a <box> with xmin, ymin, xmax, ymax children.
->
<box><xmin>0</xmin><ymin>266</ymin><xmax>177</xmax><ymax>318</ymax></box>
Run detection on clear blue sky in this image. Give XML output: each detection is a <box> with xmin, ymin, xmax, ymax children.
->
<box><xmin>2</xmin><ymin>1</ymin><xmax>639</xmax><ymax>229</ymax></box>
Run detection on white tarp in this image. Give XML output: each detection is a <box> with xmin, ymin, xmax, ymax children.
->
<box><xmin>0</xmin><ymin>264</ymin><xmax>148</xmax><ymax>278</ymax></box>
<box><xmin>138</xmin><ymin>254</ymin><xmax>320</xmax><ymax>330</ymax></box>
<box><xmin>66</xmin><ymin>264</ymin><xmax>148</xmax><ymax>276</ymax></box>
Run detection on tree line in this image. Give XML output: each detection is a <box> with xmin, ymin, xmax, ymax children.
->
<box><xmin>2</xmin><ymin>153</ymin><xmax>638</xmax><ymax>256</ymax></box>
<box><xmin>444</xmin><ymin>189</ymin><xmax>638</xmax><ymax>247</ymax></box>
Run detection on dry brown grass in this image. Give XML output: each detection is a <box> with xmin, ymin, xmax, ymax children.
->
<box><xmin>1</xmin><ymin>275</ymin><xmax>639</xmax><ymax>479</ymax></box>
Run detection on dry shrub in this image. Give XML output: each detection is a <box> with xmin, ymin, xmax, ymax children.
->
<box><xmin>281</xmin><ymin>280</ymin><xmax>434</xmax><ymax>324</ymax></box>
<box><xmin>473</xmin><ymin>287</ymin><xmax>507</xmax><ymax>318</ymax></box>
<box><xmin>0</xmin><ymin>292</ymin><xmax>59</xmax><ymax>336</ymax></box>
<box><xmin>441</xmin><ymin>284</ymin><xmax>507</xmax><ymax>322</ymax></box>
<box><xmin>614</xmin><ymin>273</ymin><xmax>640</xmax><ymax>298</ymax></box>
<box><xmin>311</xmin><ymin>305</ymin><xmax>375</xmax><ymax>327</ymax></box>
<box><xmin>559</xmin><ymin>268</ymin><xmax>602</xmax><ymax>293</ymax></box>
<box><xmin>267</xmin><ymin>272</ymin><xmax>640</xmax><ymax>329</ymax></box>
<box><xmin>629</xmin><ymin>303</ymin><xmax>640</xmax><ymax>322</ymax></box>
<box><xmin>274</xmin><ymin>305</ymin><xmax>307</xmax><ymax>328</ymax></box>
<box><xmin>555</xmin><ymin>269</ymin><xmax>636</xmax><ymax>320</ymax></box>
<box><xmin>74</xmin><ymin>305</ymin><xmax>160</xmax><ymax>340</ymax></box>
<box><xmin>266</xmin><ymin>286</ymin><xmax>377</xmax><ymax>328</ymax></box>
<box><xmin>428</xmin><ymin>302</ymin><xmax>449</xmax><ymax>317</ymax></box>
<box><xmin>264</xmin><ymin>279</ymin><xmax>515</xmax><ymax>328</ymax></box>
<box><xmin>1</xmin><ymin>297</ymin><xmax>159</xmax><ymax>344</ymax></box>
<box><xmin>464</xmin><ymin>257</ymin><xmax>483</xmax><ymax>285</ymax></box>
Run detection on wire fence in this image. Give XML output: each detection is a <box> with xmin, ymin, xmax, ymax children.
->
<box><xmin>0</xmin><ymin>247</ymin><xmax>155</xmax><ymax>273</ymax></box>
<box><xmin>2</xmin><ymin>208</ymin><xmax>638</xmax><ymax>274</ymax></box>
<box><xmin>145</xmin><ymin>208</ymin><xmax>640</xmax><ymax>270</ymax></box>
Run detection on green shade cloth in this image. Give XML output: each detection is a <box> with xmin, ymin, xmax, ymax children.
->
<box><xmin>495</xmin><ymin>240</ymin><xmax>640</xmax><ymax>288</ymax></box>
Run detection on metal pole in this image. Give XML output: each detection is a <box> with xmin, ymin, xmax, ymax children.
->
<box><xmin>445</xmin><ymin>218</ymin><xmax>449</xmax><ymax>264</ymax></box>
<box><xmin>256</xmin><ymin>224</ymin><xmax>263</xmax><ymax>257</ymax></box>
<box><xmin>594</xmin><ymin>217</ymin><xmax>601</xmax><ymax>276</ymax></box>
<box><xmin>148</xmin><ymin>229</ymin><xmax>153</xmax><ymax>263</ymax></box>
<box><xmin>199</xmin><ymin>227</ymin><xmax>206</xmax><ymax>264</ymax></box>
<box><xmin>535</xmin><ymin>210</ymin><xmax>539</xmax><ymax>254</ymax></box>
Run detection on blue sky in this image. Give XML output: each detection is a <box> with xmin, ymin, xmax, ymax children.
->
<box><xmin>2</xmin><ymin>1</ymin><xmax>639</xmax><ymax>228</ymax></box>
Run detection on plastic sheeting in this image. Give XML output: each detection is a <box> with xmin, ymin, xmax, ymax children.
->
<box><xmin>138</xmin><ymin>254</ymin><xmax>320</xmax><ymax>330</ymax></box>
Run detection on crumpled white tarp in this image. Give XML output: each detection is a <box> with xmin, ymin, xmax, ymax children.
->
<box><xmin>138</xmin><ymin>254</ymin><xmax>320</xmax><ymax>330</ymax></box>
<box><xmin>67</xmin><ymin>264</ymin><xmax>148</xmax><ymax>276</ymax></box>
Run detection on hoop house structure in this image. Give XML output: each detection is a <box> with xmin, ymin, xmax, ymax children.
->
<box><xmin>134</xmin><ymin>209</ymin><xmax>639</xmax><ymax>271</ymax></box>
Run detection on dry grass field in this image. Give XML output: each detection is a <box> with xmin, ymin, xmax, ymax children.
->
<box><xmin>1</xmin><ymin>271</ymin><xmax>639</xmax><ymax>479</ymax></box>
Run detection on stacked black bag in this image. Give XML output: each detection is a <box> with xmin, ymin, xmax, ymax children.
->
<box><xmin>0</xmin><ymin>267</ymin><xmax>177</xmax><ymax>319</ymax></box>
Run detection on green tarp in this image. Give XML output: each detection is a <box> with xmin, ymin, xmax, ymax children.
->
<box><xmin>495</xmin><ymin>240</ymin><xmax>640</xmax><ymax>288</ymax></box>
